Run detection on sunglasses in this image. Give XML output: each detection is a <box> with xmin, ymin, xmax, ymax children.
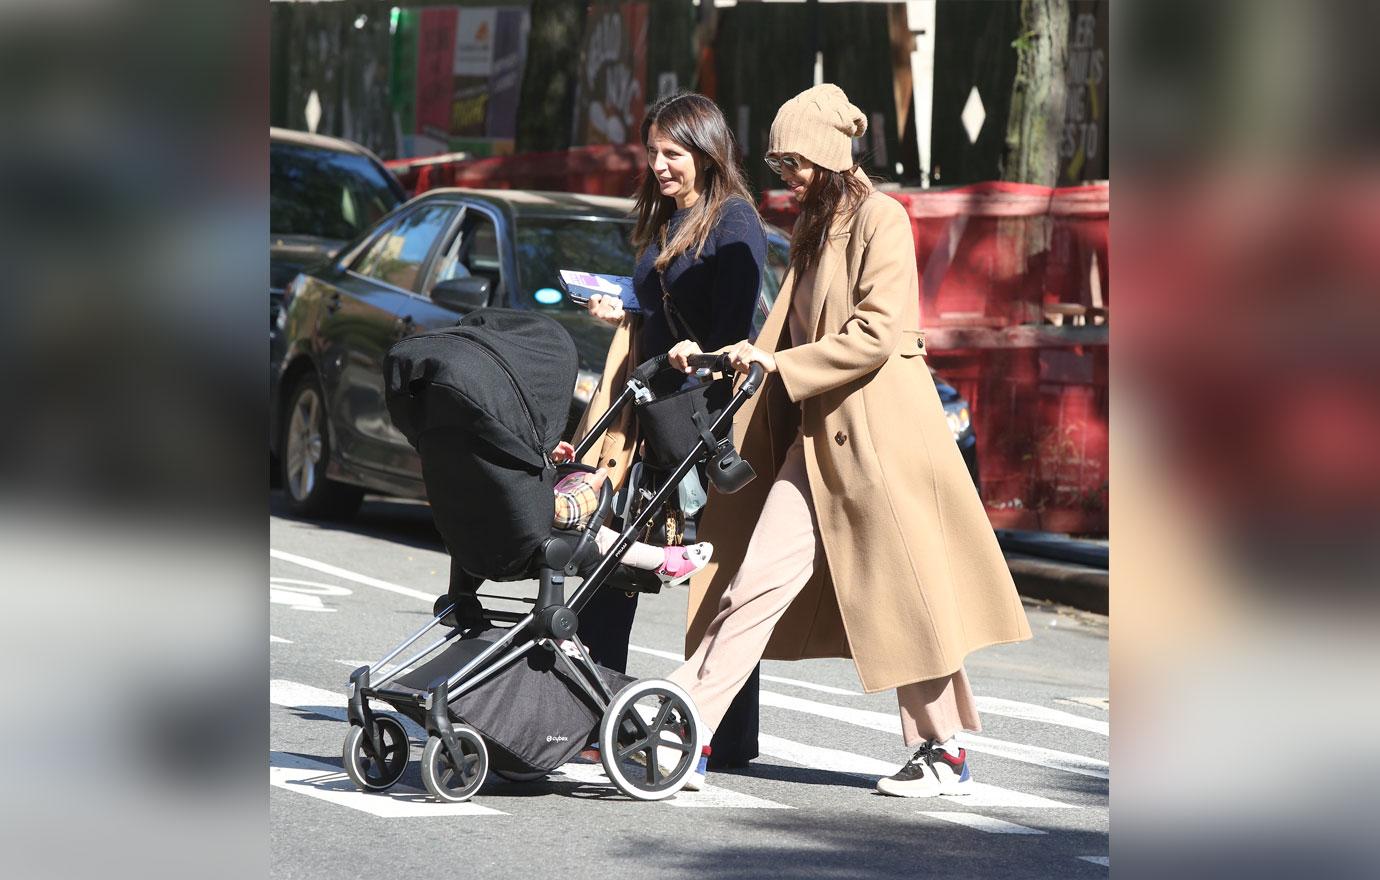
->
<box><xmin>763</xmin><ymin>153</ymin><xmax>803</xmax><ymax>175</ymax></box>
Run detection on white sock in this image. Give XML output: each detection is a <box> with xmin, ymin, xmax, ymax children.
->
<box><xmin>934</xmin><ymin>737</ymin><xmax>962</xmax><ymax>756</ymax></box>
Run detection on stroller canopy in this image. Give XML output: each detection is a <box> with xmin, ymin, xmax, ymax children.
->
<box><xmin>385</xmin><ymin>309</ymin><xmax>579</xmax><ymax>469</ymax></box>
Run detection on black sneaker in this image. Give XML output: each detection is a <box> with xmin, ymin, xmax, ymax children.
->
<box><xmin>875</xmin><ymin>741</ymin><xmax>973</xmax><ymax>798</ymax></box>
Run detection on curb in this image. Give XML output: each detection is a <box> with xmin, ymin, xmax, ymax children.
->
<box><xmin>1005</xmin><ymin>553</ymin><xmax>1108</xmax><ymax>616</ymax></box>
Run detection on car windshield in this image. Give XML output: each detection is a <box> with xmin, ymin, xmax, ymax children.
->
<box><xmin>270</xmin><ymin>143</ymin><xmax>402</xmax><ymax>241</ymax></box>
<box><xmin>513</xmin><ymin>215</ymin><xmax>637</xmax><ymax>304</ymax></box>
<box><xmin>514</xmin><ymin>215</ymin><xmax>636</xmax><ymax>370</ymax></box>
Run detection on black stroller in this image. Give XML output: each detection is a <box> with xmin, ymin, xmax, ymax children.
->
<box><xmin>340</xmin><ymin>308</ymin><xmax>764</xmax><ymax>803</ymax></box>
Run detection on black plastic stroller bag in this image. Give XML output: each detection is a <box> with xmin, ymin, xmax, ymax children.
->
<box><xmin>629</xmin><ymin>354</ymin><xmax>755</xmax><ymax>494</ymax></box>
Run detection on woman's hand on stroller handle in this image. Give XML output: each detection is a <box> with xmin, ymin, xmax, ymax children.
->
<box><xmin>667</xmin><ymin>340</ymin><xmax>705</xmax><ymax>373</ymax></box>
<box><xmin>723</xmin><ymin>340</ymin><xmax>777</xmax><ymax>377</ymax></box>
<box><xmin>685</xmin><ymin>352</ymin><xmax>732</xmax><ymax>373</ymax></box>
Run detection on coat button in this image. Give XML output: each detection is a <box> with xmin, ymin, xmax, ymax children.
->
<box><xmin>834</xmin><ymin>431</ymin><xmax>847</xmax><ymax>445</ymax></box>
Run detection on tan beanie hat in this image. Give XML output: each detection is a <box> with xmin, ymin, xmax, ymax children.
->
<box><xmin>767</xmin><ymin>83</ymin><xmax>867</xmax><ymax>173</ymax></box>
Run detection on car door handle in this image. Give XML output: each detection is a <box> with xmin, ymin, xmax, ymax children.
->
<box><xmin>325</xmin><ymin>292</ymin><xmax>342</xmax><ymax>314</ymax></box>
<box><xmin>394</xmin><ymin>315</ymin><xmax>416</xmax><ymax>337</ymax></box>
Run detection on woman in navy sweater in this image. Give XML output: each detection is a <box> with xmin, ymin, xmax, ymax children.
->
<box><xmin>589</xmin><ymin>94</ymin><xmax>766</xmax><ymax>356</ymax></box>
<box><xmin>580</xmin><ymin>92</ymin><xmax>767</xmax><ymax>769</ymax></box>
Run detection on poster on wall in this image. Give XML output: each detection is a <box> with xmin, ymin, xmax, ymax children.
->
<box><xmin>392</xmin><ymin>5</ymin><xmax>530</xmax><ymax>158</ymax></box>
<box><xmin>572</xmin><ymin>2</ymin><xmax>648</xmax><ymax>146</ymax></box>
<box><xmin>450</xmin><ymin>7</ymin><xmax>498</xmax><ymax>138</ymax></box>
<box><xmin>1058</xmin><ymin>0</ymin><xmax>1108</xmax><ymax>184</ymax></box>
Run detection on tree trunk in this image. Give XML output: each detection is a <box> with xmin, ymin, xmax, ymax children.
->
<box><xmin>1001</xmin><ymin>0</ymin><xmax>1069</xmax><ymax>185</ymax></box>
<box><xmin>998</xmin><ymin>0</ymin><xmax>1069</xmax><ymax>277</ymax></box>
<box><xmin>516</xmin><ymin>0</ymin><xmax>588</xmax><ymax>153</ymax></box>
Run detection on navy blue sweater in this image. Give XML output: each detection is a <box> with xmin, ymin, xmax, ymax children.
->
<box><xmin>634</xmin><ymin>197</ymin><xmax>766</xmax><ymax>358</ymax></box>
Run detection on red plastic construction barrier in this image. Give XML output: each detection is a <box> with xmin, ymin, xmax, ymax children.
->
<box><xmin>766</xmin><ymin>182</ymin><xmax>1109</xmax><ymax>533</ymax></box>
<box><xmin>381</xmin><ymin>151</ymin><xmax>1110</xmax><ymax>534</ymax></box>
<box><xmin>387</xmin><ymin>144</ymin><xmax>647</xmax><ymax>198</ymax></box>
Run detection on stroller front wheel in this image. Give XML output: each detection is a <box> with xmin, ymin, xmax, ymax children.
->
<box><xmin>421</xmin><ymin>728</ymin><xmax>488</xmax><ymax>803</ymax></box>
<box><xmin>599</xmin><ymin>678</ymin><xmax>703</xmax><ymax>801</ymax></box>
<box><xmin>342</xmin><ymin>716</ymin><xmax>410</xmax><ymax>791</ymax></box>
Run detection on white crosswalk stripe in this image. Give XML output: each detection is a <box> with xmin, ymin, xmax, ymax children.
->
<box><xmin>270</xmin><ymin>549</ymin><xmax>1106</xmax><ymax>834</ymax></box>
<box><xmin>628</xmin><ymin>644</ymin><xmax>861</xmax><ymax>696</ymax></box>
<box><xmin>271</xmin><ymin>679</ymin><xmax>792</xmax><ymax>811</ymax></box>
<box><xmin>551</xmin><ymin>763</ymin><xmax>790</xmax><ymax>809</ymax></box>
<box><xmin>975</xmin><ymin>696</ymin><xmax>1108</xmax><ymax>735</ymax></box>
<box><xmin>919</xmin><ymin>811</ymin><xmax>1047</xmax><ymax>834</ymax></box>
<box><xmin>629</xmin><ymin>645</ymin><xmax>1109</xmax><ymax>732</ymax></box>
<box><xmin>756</xmin><ymin>735</ymin><xmax>1073</xmax><ymax>809</ymax></box>
<box><xmin>270</xmin><ymin>751</ymin><xmax>504</xmax><ymax>817</ymax></box>
<box><xmin>758</xmin><ymin>691</ymin><xmax>1109</xmax><ymax>780</ymax></box>
<box><xmin>271</xmin><ymin>549</ymin><xmax>435</xmax><ymax>601</ymax></box>
<box><xmin>271</xmin><ymin>678</ymin><xmax>426</xmax><ymax>740</ymax></box>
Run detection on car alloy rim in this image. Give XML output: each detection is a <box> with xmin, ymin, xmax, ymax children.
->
<box><xmin>286</xmin><ymin>388</ymin><xmax>323</xmax><ymax>501</ymax></box>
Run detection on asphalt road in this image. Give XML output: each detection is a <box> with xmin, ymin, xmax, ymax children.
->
<box><xmin>270</xmin><ymin>492</ymin><xmax>1109</xmax><ymax>879</ymax></box>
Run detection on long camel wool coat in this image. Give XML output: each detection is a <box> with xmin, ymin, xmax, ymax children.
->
<box><xmin>684</xmin><ymin>185</ymin><xmax>1032</xmax><ymax>692</ymax></box>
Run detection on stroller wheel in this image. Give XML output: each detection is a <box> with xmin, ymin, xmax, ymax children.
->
<box><xmin>599</xmin><ymin>679</ymin><xmax>702</xmax><ymax>801</ymax></box>
<box><xmin>342</xmin><ymin>715</ymin><xmax>410</xmax><ymax>791</ymax></box>
<box><xmin>421</xmin><ymin>728</ymin><xmax>488</xmax><ymax>803</ymax></box>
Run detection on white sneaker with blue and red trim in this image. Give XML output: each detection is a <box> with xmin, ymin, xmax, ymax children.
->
<box><xmin>874</xmin><ymin>740</ymin><xmax>973</xmax><ymax>798</ymax></box>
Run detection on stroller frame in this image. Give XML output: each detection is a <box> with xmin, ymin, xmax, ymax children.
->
<box><xmin>345</xmin><ymin>356</ymin><xmax>764</xmax><ymax>801</ymax></box>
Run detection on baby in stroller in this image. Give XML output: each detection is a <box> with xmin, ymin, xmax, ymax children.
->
<box><xmin>549</xmin><ymin>439</ymin><xmax>712</xmax><ymax>588</ymax></box>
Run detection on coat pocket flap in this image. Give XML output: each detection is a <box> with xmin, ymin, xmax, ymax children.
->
<box><xmin>898</xmin><ymin>330</ymin><xmax>927</xmax><ymax>357</ymax></box>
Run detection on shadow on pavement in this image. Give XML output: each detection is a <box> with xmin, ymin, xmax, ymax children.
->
<box><xmin>270</xmin><ymin>489</ymin><xmax>445</xmax><ymax>555</ymax></box>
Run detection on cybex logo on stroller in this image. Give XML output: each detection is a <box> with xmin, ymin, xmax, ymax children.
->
<box><xmin>546</xmin><ymin>734</ymin><xmax>569</xmax><ymax>743</ymax></box>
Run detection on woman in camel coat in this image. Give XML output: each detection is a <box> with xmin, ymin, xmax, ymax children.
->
<box><xmin>664</xmin><ymin>84</ymin><xmax>1032</xmax><ymax>796</ymax></box>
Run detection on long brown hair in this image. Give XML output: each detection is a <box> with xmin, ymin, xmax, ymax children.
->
<box><xmin>788</xmin><ymin>166</ymin><xmax>872</xmax><ymax>279</ymax></box>
<box><xmin>631</xmin><ymin>93</ymin><xmax>758</xmax><ymax>272</ymax></box>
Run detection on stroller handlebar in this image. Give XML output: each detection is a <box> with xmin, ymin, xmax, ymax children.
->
<box><xmin>634</xmin><ymin>353</ymin><xmax>768</xmax><ymax>399</ymax></box>
<box><xmin>684</xmin><ymin>353</ymin><xmax>731</xmax><ymax>372</ymax></box>
<box><xmin>738</xmin><ymin>362</ymin><xmax>767</xmax><ymax>397</ymax></box>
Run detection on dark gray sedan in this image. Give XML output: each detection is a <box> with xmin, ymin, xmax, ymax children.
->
<box><xmin>272</xmin><ymin>189</ymin><xmax>638</xmax><ymax>518</ymax></box>
<box><xmin>272</xmin><ymin>186</ymin><xmax>975</xmax><ymax>519</ymax></box>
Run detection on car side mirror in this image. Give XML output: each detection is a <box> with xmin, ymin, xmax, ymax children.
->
<box><xmin>431</xmin><ymin>277</ymin><xmax>491</xmax><ymax>313</ymax></box>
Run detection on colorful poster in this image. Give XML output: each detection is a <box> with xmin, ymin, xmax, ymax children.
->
<box><xmin>485</xmin><ymin>8</ymin><xmax>529</xmax><ymax>140</ymax></box>
<box><xmin>452</xmin><ymin>8</ymin><xmax>497</xmax><ymax>77</ymax></box>
<box><xmin>414</xmin><ymin>8</ymin><xmax>458</xmax><ymax>144</ymax></box>
<box><xmin>573</xmin><ymin>2</ymin><xmax>648</xmax><ymax>146</ymax></box>
<box><xmin>1059</xmin><ymin>1</ymin><xmax>1109</xmax><ymax>183</ymax></box>
<box><xmin>450</xmin><ymin>8</ymin><xmax>497</xmax><ymax>137</ymax></box>
<box><xmin>392</xmin><ymin>5</ymin><xmax>530</xmax><ymax>156</ymax></box>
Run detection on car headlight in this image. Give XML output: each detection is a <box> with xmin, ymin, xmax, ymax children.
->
<box><xmin>944</xmin><ymin>403</ymin><xmax>970</xmax><ymax>440</ymax></box>
<box><xmin>276</xmin><ymin>274</ymin><xmax>304</xmax><ymax>330</ymax></box>
<box><xmin>573</xmin><ymin>369</ymin><xmax>600</xmax><ymax>406</ymax></box>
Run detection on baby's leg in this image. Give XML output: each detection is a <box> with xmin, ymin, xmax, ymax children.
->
<box><xmin>593</xmin><ymin>526</ymin><xmax>664</xmax><ymax>570</ymax></box>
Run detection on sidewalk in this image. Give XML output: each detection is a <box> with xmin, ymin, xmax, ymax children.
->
<box><xmin>997</xmin><ymin>530</ymin><xmax>1108</xmax><ymax>615</ymax></box>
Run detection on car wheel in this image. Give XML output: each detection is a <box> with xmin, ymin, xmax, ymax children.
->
<box><xmin>280</xmin><ymin>373</ymin><xmax>364</xmax><ymax>519</ymax></box>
